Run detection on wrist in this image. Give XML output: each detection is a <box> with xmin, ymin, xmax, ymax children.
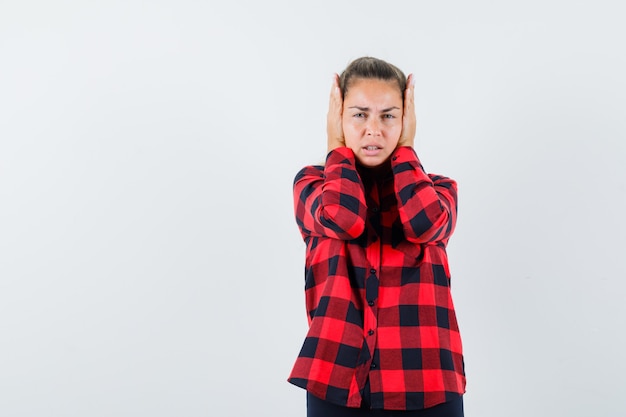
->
<box><xmin>327</xmin><ymin>139</ymin><xmax>345</xmax><ymax>153</ymax></box>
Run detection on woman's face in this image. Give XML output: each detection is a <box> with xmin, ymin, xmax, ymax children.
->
<box><xmin>342</xmin><ymin>78</ymin><xmax>403</xmax><ymax>168</ymax></box>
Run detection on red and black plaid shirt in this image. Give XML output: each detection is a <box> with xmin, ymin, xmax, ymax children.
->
<box><xmin>288</xmin><ymin>146</ymin><xmax>466</xmax><ymax>411</ymax></box>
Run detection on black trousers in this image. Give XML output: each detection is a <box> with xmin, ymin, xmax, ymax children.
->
<box><xmin>306</xmin><ymin>392</ymin><xmax>464</xmax><ymax>417</ymax></box>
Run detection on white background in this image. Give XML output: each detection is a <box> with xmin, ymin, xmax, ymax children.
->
<box><xmin>1</xmin><ymin>1</ymin><xmax>625</xmax><ymax>416</ymax></box>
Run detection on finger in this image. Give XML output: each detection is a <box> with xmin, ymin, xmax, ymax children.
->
<box><xmin>335</xmin><ymin>75</ymin><xmax>343</xmax><ymax>105</ymax></box>
<box><xmin>330</xmin><ymin>73</ymin><xmax>341</xmax><ymax>98</ymax></box>
<box><xmin>399</xmin><ymin>74</ymin><xmax>417</xmax><ymax>147</ymax></box>
<box><xmin>405</xmin><ymin>73</ymin><xmax>415</xmax><ymax>110</ymax></box>
<box><xmin>404</xmin><ymin>74</ymin><xmax>416</xmax><ymax>126</ymax></box>
<box><xmin>329</xmin><ymin>74</ymin><xmax>343</xmax><ymax>114</ymax></box>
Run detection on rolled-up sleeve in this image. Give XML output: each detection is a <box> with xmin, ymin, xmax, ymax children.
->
<box><xmin>293</xmin><ymin>147</ymin><xmax>367</xmax><ymax>240</ymax></box>
<box><xmin>391</xmin><ymin>146</ymin><xmax>458</xmax><ymax>244</ymax></box>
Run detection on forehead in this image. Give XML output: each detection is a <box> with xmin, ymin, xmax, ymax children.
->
<box><xmin>344</xmin><ymin>78</ymin><xmax>403</xmax><ymax>104</ymax></box>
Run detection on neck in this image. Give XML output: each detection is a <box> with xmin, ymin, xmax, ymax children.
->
<box><xmin>357</xmin><ymin>159</ymin><xmax>392</xmax><ymax>182</ymax></box>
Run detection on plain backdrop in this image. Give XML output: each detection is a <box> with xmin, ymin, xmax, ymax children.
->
<box><xmin>1</xmin><ymin>1</ymin><xmax>625</xmax><ymax>416</ymax></box>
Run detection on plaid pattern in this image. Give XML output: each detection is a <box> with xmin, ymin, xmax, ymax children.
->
<box><xmin>288</xmin><ymin>146</ymin><xmax>466</xmax><ymax>411</ymax></box>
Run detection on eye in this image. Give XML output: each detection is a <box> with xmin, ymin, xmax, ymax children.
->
<box><xmin>382</xmin><ymin>114</ymin><xmax>395</xmax><ymax>119</ymax></box>
<box><xmin>353</xmin><ymin>113</ymin><xmax>366</xmax><ymax>118</ymax></box>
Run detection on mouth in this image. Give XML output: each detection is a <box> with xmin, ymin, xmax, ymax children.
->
<box><xmin>362</xmin><ymin>145</ymin><xmax>383</xmax><ymax>156</ymax></box>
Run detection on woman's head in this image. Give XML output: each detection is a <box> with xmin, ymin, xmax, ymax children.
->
<box><xmin>339</xmin><ymin>57</ymin><xmax>408</xmax><ymax>168</ymax></box>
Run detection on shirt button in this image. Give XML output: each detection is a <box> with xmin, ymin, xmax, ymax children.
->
<box><xmin>368</xmin><ymin>329</ymin><xmax>375</xmax><ymax>336</ymax></box>
<box><xmin>370</xmin><ymin>362</ymin><xmax>377</xmax><ymax>369</ymax></box>
<box><xmin>372</xmin><ymin>207</ymin><xmax>379</xmax><ymax>212</ymax></box>
<box><xmin>368</xmin><ymin>300</ymin><xmax>374</xmax><ymax>306</ymax></box>
<box><xmin>370</xmin><ymin>268</ymin><xmax>376</xmax><ymax>274</ymax></box>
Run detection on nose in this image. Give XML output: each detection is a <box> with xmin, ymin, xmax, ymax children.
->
<box><xmin>366</xmin><ymin>118</ymin><xmax>381</xmax><ymax>136</ymax></box>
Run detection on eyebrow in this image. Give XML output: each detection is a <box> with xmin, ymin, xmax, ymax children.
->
<box><xmin>348</xmin><ymin>106</ymin><xmax>401</xmax><ymax>112</ymax></box>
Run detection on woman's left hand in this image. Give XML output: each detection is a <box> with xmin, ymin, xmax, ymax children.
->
<box><xmin>397</xmin><ymin>73</ymin><xmax>416</xmax><ymax>148</ymax></box>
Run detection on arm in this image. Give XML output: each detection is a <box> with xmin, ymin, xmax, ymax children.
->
<box><xmin>293</xmin><ymin>147</ymin><xmax>367</xmax><ymax>240</ymax></box>
<box><xmin>391</xmin><ymin>147</ymin><xmax>458</xmax><ymax>244</ymax></box>
<box><xmin>393</xmin><ymin>73</ymin><xmax>457</xmax><ymax>243</ymax></box>
<box><xmin>292</xmin><ymin>74</ymin><xmax>367</xmax><ymax>240</ymax></box>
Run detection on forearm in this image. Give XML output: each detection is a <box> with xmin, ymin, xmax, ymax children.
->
<box><xmin>294</xmin><ymin>147</ymin><xmax>367</xmax><ymax>240</ymax></box>
<box><xmin>391</xmin><ymin>146</ymin><xmax>458</xmax><ymax>243</ymax></box>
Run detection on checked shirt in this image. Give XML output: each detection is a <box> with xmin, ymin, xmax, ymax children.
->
<box><xmin>288</xmin><ymin>146</ymin><xmax>466</xmax><ymax>411</ymax></box>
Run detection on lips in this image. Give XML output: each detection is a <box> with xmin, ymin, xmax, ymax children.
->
<box><xmin>363</xmin><ymin>143</ymin><xmax>383</xmax><ymax>150</ymax></box>
<box><xmin>362</xmin><ymin>144</ymin><xmax>383</xmax><ymax>156</ymax></box>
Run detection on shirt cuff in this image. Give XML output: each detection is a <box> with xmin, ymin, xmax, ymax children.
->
<box><xmin>326</xmin><ymin>146</ymin><xmax>356</xmax><ymax>166</ymax></box>
<box><xmin>391</xmin><ymin>146</ymin><xmax>424</xmax><ymax>171</ymax></box>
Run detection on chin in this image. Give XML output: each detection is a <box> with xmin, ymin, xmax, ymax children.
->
<box><xmin>356</xmin><ymin>156</ymin><xmax>390</xmax><ymax>168</ymax></box>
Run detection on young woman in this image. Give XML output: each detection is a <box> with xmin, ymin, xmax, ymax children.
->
<box><xmin>288</xmin><ymin>57</ymin><xmax>466</xmax><ymax>416</ymax></box>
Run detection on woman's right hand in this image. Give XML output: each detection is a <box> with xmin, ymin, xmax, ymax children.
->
<box><xmin>327</xmin><ymin>73</ymin><xmax>345</xmax><ymax>153</ymax></box>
